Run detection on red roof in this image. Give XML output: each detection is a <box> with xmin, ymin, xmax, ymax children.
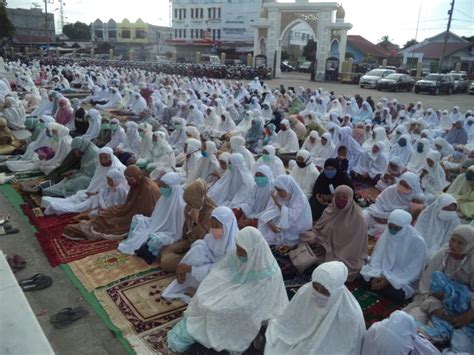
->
<box><xmin>13</xmin><ymin>34</ymin><xmax>52</xmax><ymax>44</ymax></box>
<box><xmin>347</xmin><ymin>35</ymin><xmax>390</xmax><ymax>58</ymax></box>
<box><xmin>407</xmin><ymin>42</ymin><xmax>472</xmax><ymax>59</ymax></box>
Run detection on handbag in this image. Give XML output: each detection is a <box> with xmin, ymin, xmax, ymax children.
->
<box><xmin>289</xmin><ymin>242</ymin><xmax>318</xmax><ymax>273</ymax></box>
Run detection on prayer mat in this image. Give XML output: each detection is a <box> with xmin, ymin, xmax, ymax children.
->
<box><xmin>35</xmin><ymin>223</ymin><xmax>120</xmax><ymax>267</ymax></box>
<box><xmin>21</xmin><ymin>203</ymin><xmax>75</xmax><ymax>230</ymax></box>
<box><xmin>95</xmin><ymin>271</ymin><xmax>186</xmax><ymax>336</ymax></box>
<box><xmin>68</xmin><ymin>251</ymin><xmax>159</xmax><ymax>292</ymax></box>
<box><xmin>126</xmin><ymin>319</ymin><xmax>180</xmax><ymax>355</ymax></box>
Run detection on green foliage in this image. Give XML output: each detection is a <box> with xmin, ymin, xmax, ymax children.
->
<box><xmin>63</xmin><ymin>22</ymin><xmax>91</xmax><ymax>41</ymax></box>
<box><xmin>0</xmin><ymin>3</ymin><xmax>15</xmax><ymax>40</ymax></box>
<box><xmin>281</xmin><ymin>50</ymin><xmax>290</xmax><ymax>61</ymax></box>
<box><xmin>403</xmin><ymin>39</ymin><xmax>418</xmax><ymax>49</ymax></box>
<box><xmin>302</xmin><ymin>39</ymin><xmax>316</xmax><ymax>60</ymax></box>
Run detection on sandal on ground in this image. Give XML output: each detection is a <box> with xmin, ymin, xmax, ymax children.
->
<box><xmin>0</xmin><ymin>225</ymin><xmax>19</xmax><ymax>235</ymax></box>
<box><xmin>6</xmin><ymin>254</ymin><xmax>26</xmax><ymax>272</ymax></box>
<box><xmin>19</xmin><ymin>274</ymin><xmax>53</xmax><ymax>291</ymax></box>
<box><xmin>50</xmin><ymin>307</ymin><xmax>89</xmax><ymax>329</ymax></box>
<box><xmin>0</xmin><ymin>214</ymin><xmax>10</xmax><ymax>225</ymax></box>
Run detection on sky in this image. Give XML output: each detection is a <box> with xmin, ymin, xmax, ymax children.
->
<box><xmin>7</xmin><ymin>0</ymin><xmax>474</xmax><ymax>46</ymax></box>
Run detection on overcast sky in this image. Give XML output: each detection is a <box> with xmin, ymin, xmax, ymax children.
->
<box><xmin>7</xmin><ymin>0</ymin><xmax>474</xmax><ymax>46</ymax></box>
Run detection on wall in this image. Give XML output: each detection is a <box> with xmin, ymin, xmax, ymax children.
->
<box><xmin>6</xmin><ymin>7</ymin><xmax>55</xmax><ymax>44</ymax></box>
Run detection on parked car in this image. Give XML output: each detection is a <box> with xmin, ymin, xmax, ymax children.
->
<box><xmin>297</xmin><ymin>61</ymin><xmax>312</xmax><ymax>73</ymax></box>
<box><xmin>359</xmin><ymin>69</ymin><xmax>396</xmax><ymax>88</ymax></box>
<box><xmin>469</xmin><ymin>81</ymin><xmax>474</xmax><ymax>95</ymax></box>
<box><xmin>376</xmin><ymin>73</ymin><xmax>415</xmax><ymax>92</ymax></box>
<box><xmin>281</xmin><ymin>61</ymin><xmax>294</xmax><ymax>72</ymax></box>
<box><xmin>449</xmin><ymin>72</ymin><xmax>470</xmax><ymax>93</ymax></box>
<box><xmin>414</xmin><ymin>73</ymin><xmax>455</xmax><ymax>95</ymax></box>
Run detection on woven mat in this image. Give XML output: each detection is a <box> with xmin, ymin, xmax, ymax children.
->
<box><xmin>69</xmin><ymin>251</ymin><xmax>159</xmax><ymax>292</ymax></box>
<box><xmin>95</xmin><ymin>271</ymin><xmax>186</xmax><ymax>336</ymax></box>
<box><xmin>21</xmin><ymin>203</ymin><xmax>76</xmax><ymax>229</ymax></box>
<box><xmin>126</xmin><ymin>319</ymin><xmax>179</xmax><ymax>355</ymax></box>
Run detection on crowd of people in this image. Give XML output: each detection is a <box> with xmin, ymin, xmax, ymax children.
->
<box><xmin>0</xmin><ymin>57</ymin><xmax>473</xmax><ymax>354</ymax></box>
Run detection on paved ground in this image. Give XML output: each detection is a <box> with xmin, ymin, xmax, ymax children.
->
<box><xmin>267</xmin><ymin>72</ymin><xmax>473</xmax><ymax>112</ymax></box>
<box><xmin>0</xmin><ymin>193</ymin><xmax>127</xmax><ymax>355</ymax></box>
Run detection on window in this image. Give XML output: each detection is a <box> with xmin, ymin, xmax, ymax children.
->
<box><xmin>95</xmin><ymin>30</ymin><xmax>103</xmax><ymax>39</ymax></box>
<box><xmin>135</xmin><ymin>29</ymin><xmax>146</xmax><ymax>39</ymax></box>
<box><xmin>174</xmin><ymin>9</ymin><xmax>177</xmax><ymax>18</ymax></box>
<box><xmin>212</xmin><ymin>29</ymin><xmax>216</xmax><ymax>40</ymax></box>
<box><xmin>218</xmin><ymin>8</ymin><xmax>221</xmax><ymax>18</ymax></box>
<box><xmin>208</xmin><ymin>8</ymin><xmax>211</xmax><ymax>18</ymax></box>
<box><xmin>108</xmin><ymin>30</ymin><xmax>117</xmax><ymax>39</ymax></box>
<box><xmin>179</xmin><ymin>29</ymin><xmax>182</xmax><ymax>38</ymax></box>
<box><xmin>191</xmin><ymin>8</ymin><xmax>194</xmax><ymax>18</ymax></box>
<box><xmin>191</xmin><ymin>29</ymin><xmax>193</xmax><ymax>39</ymax></box>
<box><xmin>183</xmin><ymin>9</ymin><xmax>186</xmax><ymax>18</ymax></box>
<box><xmin>212</xmin><ymin>8</ymin><xmax>216</xmax><ymax>18</ymax></box>
<box><xmin>122</xmin><ymin>30</ymin><xmax>131</xmax><ymax>39</ymax></box>
<box><xmin>183</xmin><ymin>29</ymin><xmax>186</xmax><ymax>39</ymax></box>
<box><xmin>200</xmin><ymin>8</ymin><xmax>203</xmax><ymax>18</ymax></box>
<box><xmin>200</xmin><ymin>29</ymin><xmax>204</xmax><ymax>38</ymax></box>
<box><xmin>174</xmin><ymin>29</ymin><xmax>177</xmax><ymax>38</ymax></box>
<box><xmin>217</xmin><ymin>29</ymin><xmax>221</xmax><ymax>39</ymax></box>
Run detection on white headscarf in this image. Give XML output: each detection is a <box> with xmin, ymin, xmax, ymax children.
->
<box><xmin>389</xmin><ymin>134</ymin><xmax>413</xmax><ymax>166</ymax></box>
<box><xmin>215</xmin><ymin>111</ymin><xmax>236</xmax><ymax>134</ymax></box>
<box><xmin>37</xmin><ymin>122</ymin><xmax>72</xmax><ymax>174</ymax></box>
<box><xmin>353</xmin><ymin>142</ymin><xmax>389</xmax><ymax>179</ymax></box>
<box><xmin>361</xmin><ymin>209</ymin><xmax>427</xmax><ymax>298</ymax></box>
<box><xmin>265</xmin><ymin>261</ymin><xmax>365</xmax><ymax>355</ymax></box>
<box><xmin>236</xmin><ymin>110</ymin><xmax>253</xmax><ymax>136</ymax></box>
<box><xmin>120</xmin><ymin>121</ymin><xmax>141</xmax><ymax>153</ymax></box>
<box><xmin>86</xmin><ymin>147</ymin><xmax>126</xmax><ymax>193</ymax></box>
<box><xmin>186</xmin><ymin>103</ymin><xmax>204</xmax><ymax>126</ymax></box>
<box><xmin>105</xmin><ymin>119</ymin><xmax>127</xmax><ymax>149</ymax></box>
<box><xmin>241</xmin><ymin>165</ymin><xmax>274</xmax><ymax>219</ymax></box>
<box><xmin>362</xmin><ymin>126</ymin><xmax>390</xmax><ymax>153</ymax></box>
<box><xmin>208</xmin><ymin>153</ymin><xmax>255</xmax><ymax>208</ymax></box>
<box><xmin>407</xmin><ymin>138</ymin><xmax>431</xmax><ymax>173</ymax></box>
<box><xmin>230</xmin><ymin>135</ymin><xmax>255</xmax><ymax>172</ymax></box>
<box><xmin>184</xmin><ymin>138</ymin><xmax>202</xmax><ymax>176</ymax></box>
<box><xmin>82</xmin><ymin>108</ymin><xmax>101</xmax><ymax>140</ymax></box>
<box><xmin>290</xmin><ymin>149</ymin><xmax>320</xmax><ymax>198</ymax></box>
<box><xmin>275</xmin><ymin>119</ymin><xmax>299</xmax><ymax>153</ymax></box>
<box><xmin>22</xmin><ymin>115</ymin><xmax>55</xmax><ymax>160</ymax></box>
<box><xmin>97</xmin><ymin>168</ymin><xmax>130</xmax><ymax>210</ymax></box>
<box><xmin>301</xmin><ymin>130</ymin><xmax>319</xmax><ymax>152</ymax></box>
<box><xmin>420</xmin><ymin>150</ymin><xmax>449</xmax><ymax>196</ymax></box>
<box><xmin>362</xmin><ymin>310</ymin><xmax>441</xmax><ymax>355</ymax></box>
<box><xmin>202</xmin><ymin>107</ymin><xmax>219</xmax><ymax>130</ymax></box>
<box><xmin>188</xmin><ymin>141</ymin><xmax>219</xmax><ymax>182</ymax></box>
<box><xmin>185</xmin><ymin>227</ymin><xmax>288</xmax><ymax>353</ymax></box>
<box><xmin>311</xmin><ymin>132</ymin><xmax>336</xmax><ymax>167</ymax></box>
<box><xmin>255</xmin><ymin>145</ymin><xmax>286</xmax><ymax>178</ymax></box>
<box><xmin>415</xmin><ymin>193</ymin><xmax>460</xmax><ymax>259</ymax></box>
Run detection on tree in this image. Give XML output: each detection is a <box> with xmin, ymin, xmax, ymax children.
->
<box><xmin>403</xmin><ymin>39</ymin><xmax>418</xmax><ymax>49</ymax></box>
<box><xmin>63</xmin><ymin>22</ymin><xmax>91</xmax><ymax>41</ymax></box>
<box><xmin>281</xmin><ymin>50</ymin><xmax>290</xmax><ymax>61</ymax></box>
<box><xmin>462</xmin><ymin>35</ymin><xmax>474</xmax><ymax>42</ymax></box>
<box><xmin>302</xmin><ymin>39</ymin><xmax>316</xmax><ymax>61</ymax></box>
<box><xmin>0</xmin><ymin>1</ymin><xmax>15</xmax><ymax>46</ymax></box>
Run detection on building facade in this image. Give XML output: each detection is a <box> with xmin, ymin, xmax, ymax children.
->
<box><xmin>169</xmin><ymin>0</ymin><xmax>263</xmax><ymax>61</ymax></box>
<box><xmin>91</xmin><ymin>18</ymin><xmax>173</xmax><ymax>59</ymax></box>
<box><xmin>5</xmin><ymin>7</ymin><xmax>55</xmax><ymax>46</ymax></box>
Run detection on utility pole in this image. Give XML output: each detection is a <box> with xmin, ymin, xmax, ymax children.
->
<box><xmin>44</xmin><ymin>0</ymin><xmax>50</xmax><ymax>55</ymax></box>
<box><xmin>438</xmin><ymin>0</ymin><xmax>455</xmax><ymax>73</ymax></box>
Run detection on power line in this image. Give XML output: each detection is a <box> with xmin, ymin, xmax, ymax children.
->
<box><xmin>454</xmin><ymin>7</ymin><xmax>474</xmax><ymax>19</ymax></box>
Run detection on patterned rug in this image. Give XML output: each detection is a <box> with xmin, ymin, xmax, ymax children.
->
<box><xmin>21</xmin><ymin>203</ymin><xmax>76</xmax><ymax>230</ymax></box>
<box><xmin>34</xmin><ymin>223</ymin><xmax>119</xmax><ymax>267</ymax></box>
<box><xmin>69</xmin><ymin>251</ymin><xmax>159</xmax><ymax>292</ymax></box>
<box><xmin>95</xmin><ymin>271</ymin><xmax>186</xmax><ymax>336</ymax></box>
<box><xmin>126</xmin><ymin>319</ymin><xmax>180</xmax><ymax>355</ymax></box>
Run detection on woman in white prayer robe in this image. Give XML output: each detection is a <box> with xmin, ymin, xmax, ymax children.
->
<box><xmin>311</xmin><ymin>132</ymin><xmax>336</xmax><ymax>168</ymax></box>
<box><xmin>362</xmin><ymin>126</ymin><xmax>390</xmax><ymax>153</ymax></box>
<box><xmin>236</xmin><ymin>110</ymin><xmax>253</xmax><ymax>136</ymax></box>
<box><xmin>168</xmin><ymin>117</ymin><xmax>187</xmax><ymax>153</ymax></box>
<box><xmin>259</xmin><ymin>175</ymin><xmax>312</xmax><ymax>246</ymax></box>
<box><xmin>420</xmin><ymin>151</ymin><xmax>449</xmax><ymax>200</ymax></box>
<box><xmin>182</xmin><ymin>138</ymin><xmax>202</xmax><ymax>178</ymax></box>
<box><xmin>96</xmin><ymin>87</ymin><xmax>123</xmax><ymax>110</ymax></box>
<box><xmin>274</xmin><ymin>119</ymin><xmax>299</xmax><ymax>153</ymax></box>
<box><xmin>208</xmin><ymin>153</ymin><xmax>255</xmax><ymax>208</ymax></box>
<box><xmin>162</xmin><ymin>206</ymin><xmax>238</xmax><ymax>304</ymax></box>
<box><xmin>146</xmin><ymin>131</ymin><xmax>176</xmax><ymax>173</ymax></box>
<box><xmin>265</xmin><ymin>261</ymin><xmax>365</xmax><ymax>355</ymax></box>
<box><xmin>415</xmin><ymin>193</ymin><xmax>460</xmax><ymax>259</ymax></box>
<box><xmin>201</xmin><ymin>107</ymin><xmax>219</xmax><ymax>132</ymax></box>
<box><xmin>362</xmin><ymin>310</ymin><xmax>440</xmax><ymax>355</ymax></box>
<box><xmin>82</xmin><ymin>109</ymin><xmax>101</xmax><ymax>140</ymax></box>
<box><xmin>255</xmin><ymin>145</ymin><xmax>285</xmax><ymax>178</ymax></box>
<box><xmin>118</xmin><ymin>172</ymin><xmax>185</xmax><ymax>255</ymax></box>
<box><xmin>290</xmin><ymin>149</ymin><xmax>320</xmax><ymax>198</ymax></box>
<box><xmin>433</xmin><ymin>136</ymin><xmax>454</xmax><ymax>158</ymax></box>
<box><xmin>364</xmin><ymin>171</ymin><xmax>423</xmax><ymax>236</ymax></box>
<box><xmin>2</xmin><ymin>96</ymin><xmax>26</xmax><ymax>130</ymax></box>
<box><xmin>188</xmin><ymin>141</ymin><xmax>219</xmax><ymax>183</ymax></box>
<box><xmin>335</xmin><ymin>126</ymin><xmax>364</xmax><ymax>172</ymax></box>
<box><xmin>240</xmin><ymin>165</ymin><xmax>274</xmax><ymax>225</ymax></box>
<box><xmin>389</xmin><ymin>134</ymin><xmax>413</xmax><ymax>166</ymax></box>
<box><xmin>167</xmin><ymin>226</ymin><xmax>288</xmax><ymax>354</ymax></box>
<box><xmin>105</xmin><ymin>119</ymin><xmax>127</xmax><ymax>150</ymax></box>
<box><xmin>230</xmin><ymin>135</ymin><xmax>255</xmax><ymax>172</ymax></box>
<box><xmin>407</xmin><ymin>138</ymin><xmax>431</xmax><ymax>173</ymax></box>
<box><xmin>352</xmin><ymin>142</ymin><xmax>388</xmax><ymax>181</ymax></box>
<box><xmin>360</xmin><ymin>209</ymin><xmax>427</xmax><ymax>302</ymax></box>
<box><xmin>42</xmin><ymin>147</ymin><xmax>125</xmax><ymax>215</ymax></box>
<box><xmin>301</xmin><ymin>130</ymin><xmax>319</xmax><ymax>152</ymax></box>
<box><xmin>186</xmin><ymin>103</ymin><xmax>204</xmax><ymax>126</ymax></box>
<box><xmin>214</xmin><ymin>111</ymin><xmax>236</xmax><ymax>136</ymax></box>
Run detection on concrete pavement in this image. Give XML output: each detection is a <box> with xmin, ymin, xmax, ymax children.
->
<box><xmin>0</xmin><ymin>193</ymin><xmax>127</xmax><ymax>355</ymax></box>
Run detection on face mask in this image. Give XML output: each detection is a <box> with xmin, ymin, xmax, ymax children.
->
<box><xmin>51</xmin><ymin>135</ymin><xmax>59</xmax><ymax>142</ymax></box>
<box><xmin>139</xmin><ymin>132</ymin><xmax>145</xmax><ymax>138</ymax></box>
<box><xmin>101</xmin><ymin>123</ymin><xmax>111</xmax><ymax>130</ymax></box>
<box><xmin>262</xmin><ymin>154</ymin><xmax>271</xmax><ymax>162</ymax></box>
<box><xmin>324</xmin><ymin>169</ymin><xmax>337</xmax><ymax>179</ymax></box>
<box><xmin>397</xmin><ymin>184</ymin><xmax>412</xmax><ymax>195</ymax></box>
<box><xmin>201</xmin><ymin>151</ymin><xmax>209</xmax><ymax>158</ymax></box>
<box><xmin>228</xmin><ymin>164</ymin><xmax>234</xmax><ymax>172</ymax></box>
<box><xmin>296</xmin><ymin>160</ymin><xmax>307</xmax><ymax>169</ymax></box>
<box><xmin>237</xmin><ymin>255</ymin><xmax>248</xmax><ymax>263</ymax></box>
<box><xmin>159</xmin><ymin>187</ymin><xmax>172</xmax><ymax>198</ymax></box>
<box><xmin>110</xmin><ymin>124</ymin><xmax>119</xmax><ymax>130</ymax></box>
<box><xmin>417</xmin><ymin>143</ymin><xmax>424</xmax><ymax>153</ymax></box>
<box><xmin>255</xmin><ymin>176</ymin><xmax>269</xmax><ymax>187</ymax></box>
<box><xmin>37</xmin><ymin>123</ymin><xmax>45</xmax><ymax>130</ymax></box>
<box><xmin>175</xmin><ymin>124</ymin><xmax>182</xmax><ymax>129</ymax></box>
<box><xmin>334</xmin><ymin>197</ymin><xmax>347</xmax><ymax>209</ymax></box>
<box><xmin>313</xmin><ymin>291</ymin><xmax>329</xmax><ymax>307</ymax></box>
<box><xmin>438</xmin><ymin>210</ymin><xmax>456</xmax><ymax>221</ymax></box>
<box><xmin>398</xmin><ymin>138</ymin><xmax>407</xmax><ymax>147</ymax></box>
<box><xmin>211</xmin><ymin>228</ymin><xmax>224</xmax><ymax>240</ymax></box>
<box><xmin>388</xmin><ymin>227</ymin><xmax>400</xmax><ymax>235</ymax></box>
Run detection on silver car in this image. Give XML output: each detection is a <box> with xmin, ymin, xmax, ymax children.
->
<box><xmin>450</xmin><ymin>72</ymin><xmax>470</xmax><ymax>93</ymax></box>
<box><xmin>359</xmin><ymin>69</ymin><xmax>396</xmax><ymax>89</ymax></box>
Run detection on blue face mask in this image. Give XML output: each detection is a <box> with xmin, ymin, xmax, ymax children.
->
<box><xmin>159</xmin><ymin>187</ymin><xmax>172</xmax><ymax>198</ymax></box>
<box><xmin>417</xmin><ymin>143</ymin><xmax>424</xmax><ymax>153</ymax></box>
<box><xmin>388</xmin><ymin>227</ymin><xmax>399</xmax><ymax>235</ymax></box>
<box><xmin>255</xmin><ymin>176</ymin><xmax>269</xmax><ymax>187</ymax></box>
<box><xmin>201</xmin><ymin>151</ymin><xmax>209</xmax><ymax>158</ymax></box>
<box><xmin>324</xmin><ymin>169</ymin><xmax>337</xmax><ymax>179</ymax></box>
<box><xmin>262</xmin><ymin>154</ymin><xmax>271</xmax><ymax>162</ymax></box>
<box><xmin>237</xmin><ymin>255</ymin><xmax>248</xmax><ymax>263</ymax></box>
<box><xmin>228</xmin><ymin>164</ymin><xmax>234</xmax><ymax>172</ymax></box>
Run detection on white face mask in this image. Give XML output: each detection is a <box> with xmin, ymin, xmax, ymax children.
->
<box><xmin>438</xmin><ymin>210</ymin><xmax>457</xmax><ymax>221</ymax></box>
<box><xmin>313</xmin><ymin>291</ymin><xmax>329</xmax><ymax>307</ymax></box>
